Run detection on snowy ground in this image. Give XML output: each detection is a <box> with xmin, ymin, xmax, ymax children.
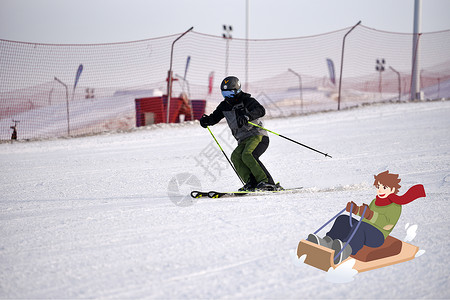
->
<box><xmin>1</xmin><ymin>100</ymin><xmax>449</xmax><ymax>299</ymax></box>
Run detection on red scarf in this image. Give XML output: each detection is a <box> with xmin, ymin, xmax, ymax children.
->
<box><xmin>375</xmin><ymin>184</ymin><xmax>426</xmax><ymax>206</ymax></box>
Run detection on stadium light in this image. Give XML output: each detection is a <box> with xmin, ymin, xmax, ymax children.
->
<box><xmin>376</xmin><ymin>58</ymin><xmax>386</xmax><ymax>97</ymax></box>
<box><xmin>223</xmin><ymin>25</ymin><xmax>233</xmax><ymax>76</ymax></box>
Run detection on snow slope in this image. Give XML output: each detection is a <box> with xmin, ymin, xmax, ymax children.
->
<box><xmin>1</xmin><ymin>100</ymin><xmax>449</xmax><ymax>298</ymax></box>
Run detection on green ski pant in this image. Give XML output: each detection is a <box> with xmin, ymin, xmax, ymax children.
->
<box><xmin>231</xmin><ymin>135</ymin><xmax>269</xmax><ymax>184</ymax></box>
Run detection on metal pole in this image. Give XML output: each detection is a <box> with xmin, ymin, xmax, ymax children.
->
<box><xmin>389</xmin><ymin>66</ymin><xmax>401</xmax><ymax>101</ymax></box>
<box><xmin>411</xmin><ymin>0</ymin><xmax>422</xmax><ymax>100</ymax></box>
<box><xmin>166</xmin><ymin>26</ymin><xmax>193</xmax><ymax>123</ymax></box>
<box><xmin>49</xmin><ymin>88</ymin><xmax>53</xmax><ymax>105</ymax></box>
<box><xmin>438</xmin><ymin>77</ymin><xmax>441</xmax><ymax>98</ymax></box>
<box><xmin>337</xmin><ymin>21</ymin><xmax>361</xmax><ymax>110</ymax></box>
<box><xmin>288</xmin><ymin>68</ymin><xmax>303</xmax><ymax>114</ymax></box>
<box><xmin>248</xmin><ymin>121</ymin><xmax>332</xmax><ymax>158</ymax></box>
<box><xmin>376</xmin><ymin>59</ymin><xmax>385</xmax><ymax>99</ymax></box>
<box><xmin>175</xmin><ymin>74</ymin><xmax>194</xmax><ymax>121</ymax></box>
<box><xmin>54</xmin><ymin>77</ymin><xmax>70</xmax><ymax>136</ymax></box>
<box><xmin>223</xmin><ymin>25</ymin><xmax>232</xmax><ymax>77</ymax></box>
<box><xmin>410</xmin><ymin>33</ymin><xmax>422</xmax><ymax>100</ymax></box>
<box><xmin>379</xmin><ymin>71</ymin><xmax>382</xmax><ymax>97</ymax></box>
<box><xmin>245</xmin><ymin>0</ymin><xmax>249</xmax><ymax>91</ymax></box>
<box><xmin>226</xmin><ymin>38</ymin><xmax>230</xmax><ymax>76</ymax></box>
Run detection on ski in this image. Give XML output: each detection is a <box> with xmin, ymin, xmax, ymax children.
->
<box><xmin>208</xmin><ymin>187</ymin><xmax>303</xmax><ymax>198</ymax></box>
<box><xmin>190</xmin><ymin>187</ymin><xmax>303</xmax><ymax>199</ymax></box>
<box><xmin>190</xmin><ymin>191</ymin><xmax>210</xmax><ymax>198</ymax></box>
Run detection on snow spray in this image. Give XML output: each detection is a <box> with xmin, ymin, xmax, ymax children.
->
<box><xmin>325</xmin><ymin>259</ymin><xmax>358</xmax><ymax>283</ymax></box>
<box><xmin>404</xmin><ymin>223</ymin><xmax>426</xmax><ymax>258</ymax></box>
<box><xmin>289</xmin><ymin>249</ymin><xmax>306</xmax><ymax>267</ymax></box>
<box><xmin>404</xmin><ymin>223</ymin><xmax>418</xmax><ymax>242</ymax></box>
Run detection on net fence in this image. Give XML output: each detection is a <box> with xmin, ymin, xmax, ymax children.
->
<box><xmin>1</xmin><ymin>25</ymin><xmax>449</xmax><ymax>140</ymax></box>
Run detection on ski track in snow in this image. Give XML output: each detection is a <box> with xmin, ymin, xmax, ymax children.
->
<box><xmin>0</xmin><ymin>101</ymin><xmax>449</xmax><ymax>298</ymax></box>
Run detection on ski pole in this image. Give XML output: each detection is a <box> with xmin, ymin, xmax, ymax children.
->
<box><xmin>248</xmin><ymin>121</ymin><xmax>332</xmax><ymax>158</ymax></box>
<box><xmin>206</xmin><ymin>126</ymin><xmax>245</xmax><ymax>185</ymax></box>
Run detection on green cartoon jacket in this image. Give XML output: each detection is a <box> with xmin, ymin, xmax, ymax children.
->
<box><xmin>359</xmin><ymin>199</ymin><xmax>402</xmax><ymax>239</ymax></box>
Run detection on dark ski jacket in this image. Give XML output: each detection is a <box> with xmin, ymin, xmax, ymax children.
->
<box><xmin>205</xmin><ymin>92</ymin><xmax>268</xmax><ymax>144</ymax></box>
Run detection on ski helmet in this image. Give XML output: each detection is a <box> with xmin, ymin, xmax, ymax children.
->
<box><xmin>220</xmin><ymin>76</ymin><xmax>242</xmax><ymax>99</ymax></box>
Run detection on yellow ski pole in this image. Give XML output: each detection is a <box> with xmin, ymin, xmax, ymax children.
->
<box><xmin>206</xmin><ymin>126</ymin><xmax>245</xmax><ymax>184</ymax></box>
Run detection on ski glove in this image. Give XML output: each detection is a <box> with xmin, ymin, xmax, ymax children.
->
<box><xmin>200</xmin><ymin>114</ymin><xmax>212</xmax><ymax>128</ymax></box>
<box><xmin>358</xmin><ymin>204</ymin><xmax>374</xmax><ymax>220</ymax></box>
<box><xmin>237</xmin><ymin>114</ymin><xmax>250</xmax><ymax>128</ymax></box>
<box><xmin>346</xmin><ymin>201</ymin><xmax>359</xmax><ymax>214</ymax></box>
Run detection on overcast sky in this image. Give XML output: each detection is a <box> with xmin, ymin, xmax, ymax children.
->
<box><xmin>1</xmin><ymin>0</ymin><xmax>449</xmax><ymax>43</ymax></box>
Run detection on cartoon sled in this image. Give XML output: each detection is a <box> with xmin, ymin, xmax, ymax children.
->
<box><xmin>297</xmin><ymin>235</ymin><xmax>419</xmax><ymax>272</ymax></box>
<box><xmin>297</xmin><ymin>206</ymin><xmax>419</xmax><ymax>272</ymax></box>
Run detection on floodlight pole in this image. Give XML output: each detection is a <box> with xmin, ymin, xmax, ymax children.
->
<box><xmin>375</xmin><ymin>58</ymin><xmax>386</xmax><ymax>98</ymax></box>
<box><xmin>166</xmin><ymin>26</ymin><xmax>193</xmax><ymax>123</ymax></box>
<box><xmin>411</xmin><ymin>0</ymin><xmax>422</xmax><ymax>100</ymax></box>
<box><xmin>337</xmin><ymin>20</ymin><xmax>361</xmax><ymax>110</ymax></box>
<box><xmin>223</xmin><ymin>25</ymin><xmax>233</xmax><ymax>77</ymax></box>
<box><xmin>54</xmin><ymin>77</ymin><xmax>70</xmax><ymax>136</ymax></box>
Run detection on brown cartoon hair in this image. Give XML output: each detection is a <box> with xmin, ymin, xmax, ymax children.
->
<box><xmin>373</xmin><ymin>170</ymin><xmax>401</xmax><ymax>194</ymax></box>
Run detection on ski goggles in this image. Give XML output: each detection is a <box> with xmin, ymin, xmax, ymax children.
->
<box><xmin>221</xmin><ymin>89</ymin><xmax>241</xmax><ymax>99</ymax></box>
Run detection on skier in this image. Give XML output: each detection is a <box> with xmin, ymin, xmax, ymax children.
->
<box><xmin>199</xmin><ymin>76</ymin><xmax>278</xmax><ymax>191</ymax></box>
<box><xmin>307</xmin><ymin>170</ymin><xmax>426</xmax><ymax>264</ymax></box>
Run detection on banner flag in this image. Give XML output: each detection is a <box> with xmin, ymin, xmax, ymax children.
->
<box><xmin>326</xmin><ymin>58</ymin><xmax>335</xmax><ymax>85</ymax></box>
<box><xmin>208</xmin><ymin>71</ymin><xmax>214</xmax><ymax>95</ymax></box>
<box><xmin>74</xmin><ymin>64</ymin><xmax>83</xmax><ymax>90</ymax></box>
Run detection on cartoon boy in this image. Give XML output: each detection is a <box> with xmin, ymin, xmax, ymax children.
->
<box><xmin>307</xmin><ymin>171</ymin><xmax>426</xmax><ymax>264</ymax></box>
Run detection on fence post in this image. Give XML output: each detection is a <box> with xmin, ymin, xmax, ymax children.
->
<box><xmin>389</xmin><ymin>66</ymin><xmax>401</xmax><ymax>101</ymax></box>
<box><xmin>288</xmin><ymin>68</ymin><xmax>304</xmax><ymax>114</ymax></box>
<box><xmin>337</xmin><ymin>21</ymin><xmax>361</xmax><ymax>111</ymax></box>
<box><xmin>54</xmin><ymin>77</ymin><xmax>70</xmax><ymax>136</ymax></box>
<box><xmin>166</xmin><ymin>27</ymin><xmax>193</xmax><ymax>123</ymax></box>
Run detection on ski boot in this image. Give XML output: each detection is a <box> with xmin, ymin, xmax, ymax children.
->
<box><xmin>331</xmin><ymin>239</ymin><xmax>353</xmax><ymax>264</ymax></box>
<box><xmin>307</xmin><ymin>234</ymin><xmax>333</xmax><ymax>249</ymax></box>
<box><xmin>274</xmin><ymin>182</ymin><xmax>284</xmax><ymax>191</ymax></box>
<box><xmin>255</xmin><ymin>181</ymin><xmax>277</xmax><ymax>191</ymax></box>
<box><xmin>239</xmin><ymin>181</ymin><xmax>255</xmax><ymax>192</ymax></box>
